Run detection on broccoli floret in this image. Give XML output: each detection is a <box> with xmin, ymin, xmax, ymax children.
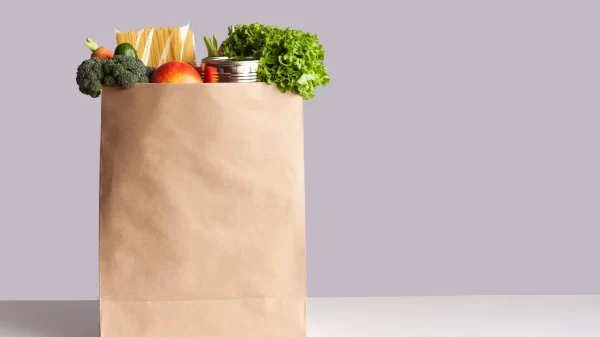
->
<box><xmin>75</xmin><ymin>55</ymin><xmax>152</xmax><ymax>97</ymax></box>
<box><xmin>102</xmin><ymin>55</ymin><xmax>149</xmax><ymax>89</ymax></box>
<box><xmin>102</xmin><ymin>74</ymin><xmax>117</xmax><ymax>87</ymax></box>
<box><xmin>145</xmin><ymin>66</ymin><xmax>156</xmax><ymax>80</ymax></box>
<box><xmin>76</xmin><ymin>57</ymin><xmax>104</xmax><ymax>98</ymax></box>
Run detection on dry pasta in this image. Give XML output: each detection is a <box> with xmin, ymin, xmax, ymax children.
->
<box><xmin>115</xmin><ymin>24</ymin><xmax>196</xmax><ymax>67</ymax></box>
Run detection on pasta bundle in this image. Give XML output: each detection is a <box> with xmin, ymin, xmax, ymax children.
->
<box><xmin>115</xmin><ymin>24</ymin><xmax>197</xmax><ymax>67</ymax></box>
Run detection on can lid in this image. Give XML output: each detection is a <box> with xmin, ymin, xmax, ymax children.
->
<box><xmin>202</xmin><ymin>56</ymin><xmax>231</xmax><ymax>62</ymax></box>
<box><xmin>201</xmin><ymin>56</ymin><xmax>259</xmax><ymax>64</ymax></box>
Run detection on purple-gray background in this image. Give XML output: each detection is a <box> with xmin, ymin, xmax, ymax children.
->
<box><xmin>0</xmin><ymin>1</ymin><xmax>599</xmax><ymax>300</ymax></box>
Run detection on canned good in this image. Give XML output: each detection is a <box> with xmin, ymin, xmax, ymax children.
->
<box><xmin>198</xmin><ymin>57</ymin><xmax>260</xmax><ymax>83</ymax></box>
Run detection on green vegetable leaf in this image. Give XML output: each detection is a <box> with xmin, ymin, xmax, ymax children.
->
<box><xmin>220</xmin><ymin>23</ymin><xmax>330</xmax><ymax>100</ymax></box>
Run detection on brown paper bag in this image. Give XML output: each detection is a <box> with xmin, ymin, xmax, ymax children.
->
<box><xmin>99</xmin><ymin>83</ymin><xmax>306</xmax><ymax>337</ymax></box>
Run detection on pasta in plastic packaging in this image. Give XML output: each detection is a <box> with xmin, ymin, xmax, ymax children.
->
<box><xmin>114</xmin><ymin>23</ymin><xmax>197</xmax><ymax>67</ymax></box>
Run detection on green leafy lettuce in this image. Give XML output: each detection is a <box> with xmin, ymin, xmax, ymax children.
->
<box><xmin>220</xmin><ymin>23</ymin><xmax>330</xmax><ymax>100</ymax></box>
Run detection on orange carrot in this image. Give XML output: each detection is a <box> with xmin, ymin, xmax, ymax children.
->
<box><xmin>85</xmin><ymin>38</ymin><xmax>113</xmax><ymax>60</ymax></box>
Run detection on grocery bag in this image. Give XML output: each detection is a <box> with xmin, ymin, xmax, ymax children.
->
<box><xmin>98</xmin><ymin>83</ymin><xmax>307</xmax><ymax>337</ymax></box>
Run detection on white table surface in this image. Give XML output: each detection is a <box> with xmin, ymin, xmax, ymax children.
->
<box><xmin>1</xmin><ymin>296</ymin><xmax>599</xmax><ymax>336</ymax></box>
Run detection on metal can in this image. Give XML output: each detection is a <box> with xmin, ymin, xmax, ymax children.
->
<box><xmin>198</xmin><ymin>57</ymin><xmax>260</xmax><ymax>83</ymax></box>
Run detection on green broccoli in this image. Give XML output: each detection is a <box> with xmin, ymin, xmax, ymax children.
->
<box><xmin>102</xmin><ymin>55</ymin><xmax>150</xmax><ymax>89</ymax></box>
<box><xmin>76</xmin><ymin>57</ymin><xmax>104</xmax><ymax>98</ymax></box>
<box><xmin>75</xmin><ymin>55</ymin><xmax>155</xmax><ymax>98</ymax></box>
<box><xmin>146</xmin><ymin>66</ymin><xmax>156</xmax><ymax>79</ymax></box>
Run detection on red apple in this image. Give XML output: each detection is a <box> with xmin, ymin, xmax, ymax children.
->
<box><xmin>150</xmin><ymin>61</ymin><xmax>203</xmax><ymax>84</ymax></box>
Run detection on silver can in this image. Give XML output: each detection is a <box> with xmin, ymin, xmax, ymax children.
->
<box><xmin>198</xmin><ymin>57</ymin><xmax>260</xmax><ymax>83</ymax></box>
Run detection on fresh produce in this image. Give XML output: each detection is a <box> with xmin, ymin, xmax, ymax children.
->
<box><xmin>75</xmin><ymin>55</ymin><xmax>154</xmax><ymax>98</ymax></box>
<box><xmin>219</xmin><ymin>23</ymin><xmax>330</xmax><ymax>100</ymax></box>
<box><xmin>145</xmin><ymin>66</ymin><xmax>157</xmax><ymax>79</ymax></box>
<box><xmin>76</xmin><ymin>57</ymin><xmax>105</xmax><ymax>98</ymax></box>
<box><xmin>114</xmin><ymin>43</ymin><xmax>138</xmax><ymax>58</ymax></box>
<box><xmin>85</xmin><ymin>38</ymin><xmax>113</xmax><ymax>60</ymax></box>
<box><xmin>103</xmin><ymin>55</ymin><xmax>151</xmax><ymax>88</ymax></box>
<box><xmin>203</xmin><ymin>35</ymin><xmax>220</xmax><ymax>57</ymax></box>
<box><xmin>219</xmin><ymin>26</ymin><xmax>235</xmax><ymax>55</ymax></box>
<box><xmin>76</xmin><ymin>23</ymin><xmax>331</xmax><ymax>99</ymax></box>
<box><xmin>203</xmin><ymin>26</ymin><xmax>235</xmax><ymax>57</ymax></box>
<box><xmin>150</xmin><ymin>61</ymin><xmax>203</xmax><ymax>84</ymax></box>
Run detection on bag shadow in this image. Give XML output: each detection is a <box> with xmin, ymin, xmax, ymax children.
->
<box><xmin>0</xmin><ymin>301</ymin><xmax>98</xmax><ymax>337</ymax></box>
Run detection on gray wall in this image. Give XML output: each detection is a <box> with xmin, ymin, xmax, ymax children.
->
<box><xmin>1</xmin><ymin>1</ymin><xmax>599</xmax><ymax>300</ymax></box>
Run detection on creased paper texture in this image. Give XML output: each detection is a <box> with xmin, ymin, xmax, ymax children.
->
<box><xmin>99</xmin><ymin>83</ymin><xmax>306</xmax><ymax>337</ymax></box>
